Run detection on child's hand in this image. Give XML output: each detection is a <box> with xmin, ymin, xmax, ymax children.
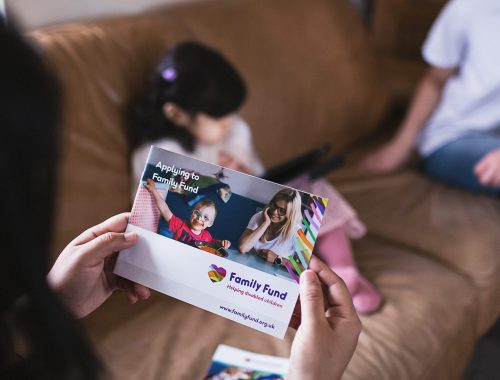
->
<box><xmin>218</xmin><ymin>151</ymin><xmax>253</xmax><ymax>174</ymax></box>
<box><xmin>474</xmin><ymin>148</ymin><xmax>500</xmax><ymax>187</ymax></box>
<box><xmin>359</xmin><ymin>138</ymin><xmax>412</xmax><ymax>173</ymax></box>
<box><xmin>259</xmin><ymin>249</ymin><xmax>278</xmax><ymax>263</ymax></box>
<box><xmin>220</xmin><ymin>240</ymin><xmax>231</xmax><ymax>249</ymax></box>
<box><xmin>144</xmin><ymin>178</ymin><xmax>157</xmax><ymax>193</ymax></box>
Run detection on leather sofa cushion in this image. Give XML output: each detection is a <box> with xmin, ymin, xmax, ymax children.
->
<box><xmin>82</xmin><ymin>236</ymin><xmax>476</xmax><ymax>379</ymax></box>
<box><xmin>337</xmin><ymin>170</ymin><xmax>500</xmax><ymax>334</ymax></box>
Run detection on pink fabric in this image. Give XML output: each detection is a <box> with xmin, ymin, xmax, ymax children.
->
<box><xmin>286</xmin><ymin>176</ymin><xmax>366</xmax><ymax>239</ymax></box>
<box><xmin>130</xmin><ymin>186</ymin><xmax>167</xmax><ymax>232</ymax></box>
<box><xmin>315</xmin><ymin>228</ymin><xmax>382</xmax><ymax>314</ymax></box>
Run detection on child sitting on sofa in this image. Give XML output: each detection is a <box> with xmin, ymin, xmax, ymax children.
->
<box><xmin>129</xmin><ymin>41</ymin><xmax>382</xmax><ymax>314</ymax></box>
<box><xmin>145</xmin><ymin>178</ymin><xmax>231</xmax><ymax>248</ymax></box>
<box><xmin>361</xmin><ymin>0</ymin><xmax>500</xmax><ymax>196</ymax></box>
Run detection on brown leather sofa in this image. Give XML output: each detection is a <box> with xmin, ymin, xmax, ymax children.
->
<box><xmin>30</xmin><ymin>0</ymin><xmax>500</xmax><ymax>378</ymax></box>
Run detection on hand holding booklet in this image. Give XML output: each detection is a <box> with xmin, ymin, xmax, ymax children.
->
<box><xmin>115</xmin><ymin>146</ymin><xmax>328</xmax><ymax>338</ymax></box>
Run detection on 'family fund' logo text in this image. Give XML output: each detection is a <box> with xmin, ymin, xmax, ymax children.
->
<box><xmin>229</xmin><ymin>272</ymin><xmax>288</xmax><ymax>300</ymax></box>
<box><xmin>208</xmin><ymin>264</ymin><xmax>226</xmax><ymax>283</ymax></box>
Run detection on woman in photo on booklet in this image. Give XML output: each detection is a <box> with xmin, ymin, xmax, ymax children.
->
<box><xmin>238</xmin><ymin>189</ymin><xmax>302</xmax><ymax>268</ymax></box>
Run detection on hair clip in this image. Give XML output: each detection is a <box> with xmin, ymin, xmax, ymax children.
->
<box><xmin>162</xmin><ymin>67</ymin><xmax>177</xmax><ymax>81</ymax></box>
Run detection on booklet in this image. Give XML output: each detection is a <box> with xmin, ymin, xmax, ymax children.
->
<box><xmin>114</xmin><ymin>146</ymin><xmax>328</xmax><ymax>338</ymax></box>
<box><xmin>204</xmin><ymin>344</ymin><xmax>289</xmax><ymax>380</ymax></box>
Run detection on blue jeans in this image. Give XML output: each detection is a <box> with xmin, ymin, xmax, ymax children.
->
<box><xmin>423</xmin><ymin>132</ymin><xmax>500</xmax><ymax>196</ymax></box>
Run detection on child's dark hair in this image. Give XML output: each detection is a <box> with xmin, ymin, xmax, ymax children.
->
<box><xmin>129</xmin><ymin>41</ymin><xmax>247</xmax><ymax>152</ymax></box>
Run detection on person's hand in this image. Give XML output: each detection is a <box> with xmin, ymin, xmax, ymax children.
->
<box><xmin>287</xmin><ymin>257</ymin><xmax>362</xmax><ymax>380</ymax></box>
<box><xmin>474</xmin><ymin>148</ymin><xmax>500</xmax><ymax>187</ymax></box>
<box><xmin>220</xmin><ymin>240</ymin><xmax>231</xmax><ymax>249</ymax></box>
<box><xmin>144</xmin><ymin>178</ymin><xmax>158</xmax><ymax>194</ymax></box>
<box><xmin>262</xmin><ymin>206</ymin><xmax>272</xmax><ymax>225</ymax></box>
<box><xmin>47</xmin><ymin>213</ymin><xmax>151</xmax><ymax>319</ymax></box>
<box><xmin>359</xmin><ymin>138</ymin><xmax>412</xmax><ymax>173</ymax></box>
<box><xmin>218</xmin><ymin>151</ymin><xmax>253</xmax><ymax>174</ymax></box>
<box><xmin>260</xmin><ymin>249</ymin><xmax>278</xmax><ymax>263</ymax></box>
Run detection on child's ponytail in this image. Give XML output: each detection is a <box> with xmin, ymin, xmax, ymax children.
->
<box><xmin>128</xmin><ymin>70</ymin><xmax>195</xmax><ymax>152</ymax></box>
<box><xmin>128</xmin><ymin>41</ymin><xmax>246</xmax><ymax>152</ymax></box>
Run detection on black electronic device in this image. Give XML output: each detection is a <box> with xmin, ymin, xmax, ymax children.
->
<box><xmin>262</xmin><ymin>143</ymin><xmax>345</xmax><ymax>183</ymax></box>
<box><xmin>262</xmin><ymin>144</ymin><xmax>330</xmax><ymax>183</ymax></box>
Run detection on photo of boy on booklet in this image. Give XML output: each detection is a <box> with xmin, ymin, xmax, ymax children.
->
<box><xmin>145</xmin><ymin>178</ymin><xmax>231</xmax><ymax>248</ymax></box>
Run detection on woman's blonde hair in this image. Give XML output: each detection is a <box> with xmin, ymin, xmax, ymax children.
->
<box><xmin>265</xmin><ymin>188</ymin><xmax>302</xmax><ymax>242</ymax></box>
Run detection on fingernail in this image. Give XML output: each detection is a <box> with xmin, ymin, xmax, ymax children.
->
<box><xmin>124</xmin><ymin>232</ymin><xmax>138</xmax><ymax>241</ymax></box>
<box><xmin>301</xmin><ymin>270</ymin><xmax>317</xmax><ymax>284</ymax></box>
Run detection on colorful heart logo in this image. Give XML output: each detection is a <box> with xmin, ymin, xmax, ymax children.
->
<box><xmin>208</xmin><ymin>264</ymin><xmax>226</xmax><ymax>283</ymax></box>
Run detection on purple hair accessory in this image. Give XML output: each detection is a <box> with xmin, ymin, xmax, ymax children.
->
<box><xmin>162</xmin><ymin>67</ymin><xmax>177</xmax><ymax>81</ymax></box>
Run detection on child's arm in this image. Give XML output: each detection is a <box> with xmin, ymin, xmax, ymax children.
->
<box><xmin>360</xmin><ymin>66</ymin><xmax>457</xmax><ymax>172</ymax></box>
<box><xmin>144</xmin><ymin>179</ymin><xmax>174</xmax><ymax>222</ymax></box>
<box><xmin>239</xmin><ymin>208</ymin><xmax>272</xmax><ymax>253</ymax></box>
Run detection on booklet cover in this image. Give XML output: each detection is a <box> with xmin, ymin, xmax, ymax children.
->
<box><xmin>115</xmin><ymin>146</ymin><xmax>328</xmax><ymax>338</ymax></box>
<box><xmin>204</xmin><ymin>344</ymin><xmax>289</xmax><ymax>380</ymax></box>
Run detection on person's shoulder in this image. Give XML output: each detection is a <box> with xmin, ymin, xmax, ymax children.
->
<box><xmin>233</xmin><ymin>115</ymin><xmax>250</xmax><ymax>129</ymax></box>
<box><xmin>150</xmin><ymin>138</ymin><xmax>187</xmax><ymax>155</ymax></box>
<box><xmin>169</xmin><ymin>213</ymin><xmax>184</xmax><ymax>228</ymax></box>
<box><xmin>422</xmin><ymin>0</ymin><xmax>472</xmax><ymax>68</ymax></box>
<box><xmin>231</xmin><ymin>115</ymin><xmax>252</xmax><ymax>136</ymax></box>
<box><xmin>133</xmin><ymin>138</ymin><xmax>187</xmax><ymax>158</ymax></box>
<box><xmin>440</xmin><ymin>0</ymin><xmax>470</xmax><ymax>19</ymax></box>
<box><xmin>473</xmin><ymin>0</ymin><xmax>500</xmax><ymax>14</ymax></box>
<box><xmin>251</xmin><ymin>210</ymin><xmax>263</xmax><ymax>221</ymax></box>
<box><xmin>247</xmin><ymin>211</ymin><xmax>263</xmax><ymax>229</ymax></box>
<box><xmin>132</xmin><ymin>142</ymin><xmax>152</xmax><ymax>163</ymax></box>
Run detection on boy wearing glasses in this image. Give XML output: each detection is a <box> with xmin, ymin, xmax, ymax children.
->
<box><xmin>145</xmin><ymin>179</ymin><xmax>231</xmax><ymax>248</ymax></box>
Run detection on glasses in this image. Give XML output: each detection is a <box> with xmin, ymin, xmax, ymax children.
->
<box><xmin>269</xmin><ymin>202</ymin><xmax>287</xmax><ymax>216</ymax></box>
<box><xmin>192</xmin><ymin>209</ymin><xmax>214</xmax><ymax>224</ymax></box>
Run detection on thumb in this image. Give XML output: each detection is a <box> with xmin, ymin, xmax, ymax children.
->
<box><xmin>299</xmin><ymin>270</ymin><xmax>326</xmax><ymax>325</ymax></box>
<box><xmin>80</xmin><ymin>232</ymin><xmax>138</xmax><ymax>265</ymax></box>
